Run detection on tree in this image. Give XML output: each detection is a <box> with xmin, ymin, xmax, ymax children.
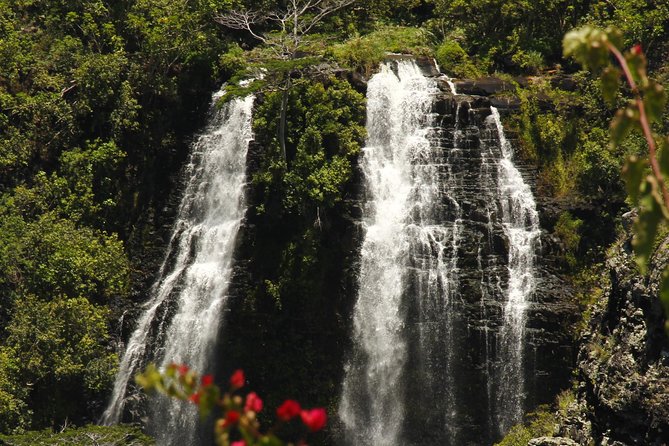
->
<box><xmin>215</xmin><ymin>0</ymin><xmax>356</xmax><ymax>165</ymax></box>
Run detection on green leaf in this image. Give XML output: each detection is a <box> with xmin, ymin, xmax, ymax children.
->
<box><xmin>632</xmin><ymin>177</ymin><xmax>665</xmax><ymax>274</ymax></box>
<box><xmin>601</xmin><ymin>67</ymin><xmax>621</xmax><ymax>106</ymax></box>
<box><xmin>643</xmin><ymin>81</ymin><xmax>666</xmax><ymax>124</ymax></box>
<box><xmin>198</xmin><ymin>386</ymin><xmax>220</xmax><ymax>418</ymax></box>
<box><xmin>135</xmin><ymin>363</ymin><xmax>162</xmax><ymax>392</ymax></box>
<box><xmin>605</xmin><ymin>26</ymin><xmax>624</xmax><ymax>49</ymax></box>
<box><xmin>622</xmin><ymin>155</ymin><xmax>647</xmax><ymax>205</ymax></box>
<box><xmin>610</xmin><ymin>105</ymin><xmax>638</xmax><ymax>146</ymax></box>
<box><xmin>625</xmin><ymin>51</ymin><xmax>647</xmax><ymax>84</ymax></box>
<box><xmin>563</xmin><ymin>25</ymin><xmax>610</xmax><ymax>70</ymax></box>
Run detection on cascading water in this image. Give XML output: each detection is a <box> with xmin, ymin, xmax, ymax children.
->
<box><xmin>339</xmin><ymin>59</ymin><xmax>444</xmax><ymax>446</ymax></box>
<box><xmin>101</xmin><ymin>92</ymin><xmax>254</xmax><ymax>445</ymax></box>
<box><xmin>489</xmin><ymin>106</ymin><xmax>540</xmax><ymax>434</ymax></box>
<box><xmin>340</xmin><ymin>62</ymin><xmax>543</xmax><ymax>445</ymax></box>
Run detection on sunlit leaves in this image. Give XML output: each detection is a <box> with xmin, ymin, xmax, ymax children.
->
<box><xmin>563</xmin><ymin>26</ymin><xmax>622</xmax><ymax>71</ymax></box>
<box><xmin>0</xmin><ymin>294</ymin><xmax>117</xmax><ymax>427</ymax></box>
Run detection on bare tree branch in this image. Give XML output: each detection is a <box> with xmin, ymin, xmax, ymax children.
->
<box><xmin>215</xmin><ymin>0</ymin><xmax>357</xmax><ymax>59</ymax></box>
<box><xmin>214</xmin><ymin>10</ymin><xmax>268</xmax><ymax>44</ymax></box>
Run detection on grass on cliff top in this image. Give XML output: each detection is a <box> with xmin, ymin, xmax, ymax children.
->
<box><xmin>0</xmin><ymin>425</ymin><xmax>154</xmax><ymax>446</ymax></box>
<box><xmin>328</xmin><ymin>26</ymin><xmax>434</xmax><ymax>73</ymax></box>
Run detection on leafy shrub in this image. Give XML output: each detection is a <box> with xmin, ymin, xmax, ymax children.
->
<box><xmin>511</xmin><ymin>49</ymin><xmax>545</xmax><ymax>74</ymax></box>
<box><xmin>435</xmin><ymin>40</ymin><xmax>481</xmax><ymax>78</ymax></box>
<box><xmin>495</xmin><ymin>406</ymin><xmax>555</xmax><ymax>446</ymax></box>
<box><xmin>554</xmin><ymin>212</ymin><xmax>583</xmax><ymax>268</ymax></box>
<box><xmin>329</xmin><ymin>26</ymin><xmax>432</xmax><ymax>73</ymax></box>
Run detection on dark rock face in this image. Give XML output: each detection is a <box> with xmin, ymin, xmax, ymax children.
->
<box><xmin>548</xmin><ymin>235</ymin><xmax>669</xmax><ymax>446</ymax></box>
<box><xmin>454</xmin><ymin>77</ymin><xmax>517</xmax><ymax>96</ymax></box>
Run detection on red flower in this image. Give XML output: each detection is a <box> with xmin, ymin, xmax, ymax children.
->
<box><xmin>178</xmin><ymin>364</ymin><xmax>190</xmax><ymax>376</ymax></box>
<box><xmin>231</xmin><ymin>441</ymin><xmax>246</xmax><ymax>446</ymax></box>
<box><xmin>189</xmin><ymin>392</ymin><xmax>201</xmax><ymax>405</ymax></box>
<box><xmin>632</xmin><ymin>44</ymin><xmax>643</xmax><ymax>55</ymax></box>
<box><xmin>244</xmin><ymin>391</ymin><xmax>263</xmax><ymax>412</ymax></box>
<box><xmin>224</xmin><ymin>410</ymin><xmax>241</xmax><ymax>427</ymax></box>
<box><xmin>230</xmin><ymin>369</ymin><xmax>245</xmax><ymax>389</ymax></box>
<box><xmin>276</xmin><ymin>399</ymin><xmax>301</xmax><ymax>421</ymax></box>
<box><xmin>201</xmin><ymin>374</ymin><xmax>214</xmax><ymax>387</ymax></box>
<box><xmin>300</xmin><ymin>408</ymin><xmax>327</xmax><ymax>432</ymax></box>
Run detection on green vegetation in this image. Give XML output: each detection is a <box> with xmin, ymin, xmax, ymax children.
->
<box><xmin>0</xmin><ymin>0</ymin><xmax>233</xmax><ymax>433</ymax></box>
<box><xmin>494</xmin><ymin>406</ymin><xmax>555</xmax><ymax>446</ymax></box>
<box><xmin>554</xmin><ymin>212</ymin><xmax>584</xmax><ymax>268</ymax></box>
<box><xmin>435</xmin><ymin>40</ymin><xmax>480</xmax><ymax>78</ymax></box>
<box><xmin>563</xmin><ymin>24</ymin><xmax>669</xmax><ymax>328</ymax></box>
<box><xmin>0</xmin><ymin>0</ymin><xmax>668</xmax><ymax>440</ymax></box>
<box><xmin>330</xmin><ymin>26</ymin><xmax>432</xmax><ymax>73</ymax></box>
<box><xmin>0</xmin><ymin>424</ymin><xmax>153</xmax><ymax>445</ymax></box>
<box><xmin>252</xmin><ymin>76</ymin><xmax>365</xmax><ymax>213</ymax></box>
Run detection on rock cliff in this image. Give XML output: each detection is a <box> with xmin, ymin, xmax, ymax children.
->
<box><xmin>545</xmin><ymin>231</ymin><xmax>669</xmax><ymax>445</ymax></box>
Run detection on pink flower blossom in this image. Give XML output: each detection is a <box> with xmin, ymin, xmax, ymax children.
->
<box><xmin>201</xmin><ymin>374</ymin><xmax>214</xmax><ymax>386</ymax></box>
<box><xmin>276</xmin><ymin>399</ymin><xmax>301</xmax><ymax>421</ymax></box>
<box><xmin>300</xmin><ymin>408</ymin><xmax>327</xmax><ymax>432</ymax></box>
<box><xmin>230</xmin><ymin>369</ymin><xmax>245</xmax><ymax>389</ymax></box>
<box><xmin>245</xmin><ymin>391</ymin><xmax>263</xmax><ymax>412</ymax></box>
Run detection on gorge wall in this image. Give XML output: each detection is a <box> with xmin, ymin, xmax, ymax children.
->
<box><xmin>535</xmin><ymin>229</ymin><xmax>669</xmax><ymax>446</ymax></box>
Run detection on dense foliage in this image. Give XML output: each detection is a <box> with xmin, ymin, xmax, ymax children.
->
<box><xmin>0</xmin><ymin>0</ymin><xmax>668</xmax><ymax>441</ymax></box>
<box><xmin>0</xmin><ymin>0</ymin><xmax>233</xmax><ymax>433</ymax></box>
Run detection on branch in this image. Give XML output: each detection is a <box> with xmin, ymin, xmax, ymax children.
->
<box><xmin>214</xmin><ymin>10</ymin><xmax>268</xmax><ymax>44</ymax></box>
<box><xmin>606</xmin><ymin>41</ymin><xmax>669</xmax><ymax>211</ymax></box>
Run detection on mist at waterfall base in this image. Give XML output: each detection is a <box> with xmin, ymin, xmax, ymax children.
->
<box><xmin>101</xmin><ymin>92</ymin><xmax>254</xmax><ymax>446</ymax></box>
<box><xmin>339</xmin><ymin>60</ymin><xmax>542</xmax><ymax>446</ymax></box>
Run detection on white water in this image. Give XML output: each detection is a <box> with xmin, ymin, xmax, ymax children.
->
<box><xmin>101</xmin><ymin>93</ymin><xmax>254</xmax><ymax>445</ymax></box>
<box><xmin>339</xmin><ymin>60</ymin><xmax>440</xmax><ymax>446</ymax></box>
<box><xmin>489</xmin><ymin>106</ymin><xmax>540</xmax><ymax>433</ymax></box>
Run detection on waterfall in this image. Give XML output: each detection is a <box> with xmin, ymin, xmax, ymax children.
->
<box><xmin>101</xmin><ymin>92</ymin><xmax>254</xmax><ymax>445</ymax></box>
<box><xmin>489</xmin><ymin>106</ymin><xmax>540</xmax><ymax>433</ymax></box>
<box><xmin>339</xmin><ymin>60</ymin><xmax>442</xmax><ymax>446</ymax></box>
<box><xmin>339</xmin><ymin>62</ymin><xmax>542</xmax><ymax>445</ymax></box>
